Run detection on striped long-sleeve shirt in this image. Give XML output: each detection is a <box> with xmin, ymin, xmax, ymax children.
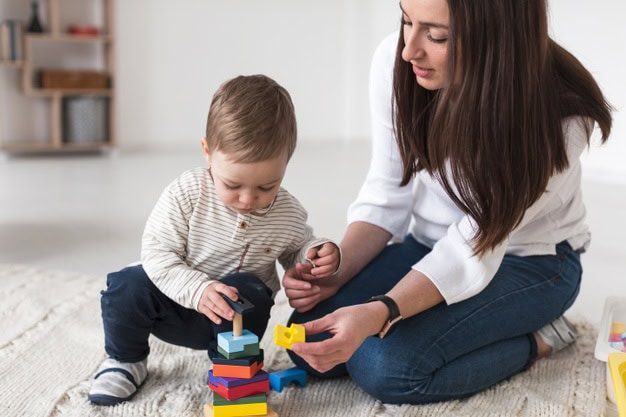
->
<box><xmin>141</xmin><ymin>167</ymin><xmax>333</xmax><ymax>311</ymax></box>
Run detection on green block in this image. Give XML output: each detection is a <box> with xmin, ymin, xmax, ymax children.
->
<box><xmin>217</xmin><ymin>342</ymin><xmax>260</xmax><ymax>359</ymax></box>
<box><xmin>213</xmin><ymin>392</ymin><xmax>267</xmax><ymax>406</ymax></box>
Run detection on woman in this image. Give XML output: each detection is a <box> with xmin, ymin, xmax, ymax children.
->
<box><xmin>282</xmin><ymin>0</ymin><xmax>612</xmax><ymax>404</ymax></box>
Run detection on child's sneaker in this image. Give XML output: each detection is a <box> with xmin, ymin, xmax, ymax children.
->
<box><xmin>88</xmin><ymin>358</ymin><xmax>148</xmax><ymax>406</ymax></box>
<box><xmin>537</xmin><ymin>316</ymin><xmax>577</xmax><ymax>355</ymax></box>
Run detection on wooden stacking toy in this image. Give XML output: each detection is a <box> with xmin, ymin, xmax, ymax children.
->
<box><xmin>204</xmin><ymin>294</ymin><xmax>277</xmax><ymax>417</ymax></box>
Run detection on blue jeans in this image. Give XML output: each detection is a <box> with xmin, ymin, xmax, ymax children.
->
<box><xmin>101</xmin><ymin>265</ymin><xmax>274</xmax><ymax>362</ymax></box>
<box><xmin>287</xmin><ymin>235</ymin><xmax>581</xmax><ymax>404</ymax></box>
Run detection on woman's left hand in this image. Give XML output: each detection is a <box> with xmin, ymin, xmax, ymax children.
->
<box><xmin>290</xmin><ymin>302</ymin><xmax>387</xmax><ymax>373</ymax></box>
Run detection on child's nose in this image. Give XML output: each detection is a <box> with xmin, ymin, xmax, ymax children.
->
<box><xmin>239</xmin><ymin>191</ymin><xmax>255</xmax><ymax>204</ymax></box>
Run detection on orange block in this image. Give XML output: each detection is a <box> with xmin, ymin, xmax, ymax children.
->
<box><xmin>212</xmin><ymin>361</ymin><xmax>264</xmax><ymax>379</ymax></box>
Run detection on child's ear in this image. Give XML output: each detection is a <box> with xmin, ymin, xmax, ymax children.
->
<box><xmin>200</xmin><ymin>137</ymin><xmax>211</xmax><ymax>164</ymax></box>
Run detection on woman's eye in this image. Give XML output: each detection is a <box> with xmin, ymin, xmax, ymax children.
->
<box><xmin>427</xmin><ymin>33</ymin><xmax>447</xmax><ymax>44</ymax></box>
<box><xmin>401</xmin><ymin>15</ymin><xmax>411</xmax><ymax>26</ymax></box>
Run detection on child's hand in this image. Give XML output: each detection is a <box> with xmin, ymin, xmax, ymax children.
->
<box><xmin>304</xmin><ymin>242</ymin><xmax>340</xmax><ymax>278</ymax></box>
<box><xmin>198</xmin><ymin>282</ymin><xmax>239</xmax><ymax>325</ymax></box>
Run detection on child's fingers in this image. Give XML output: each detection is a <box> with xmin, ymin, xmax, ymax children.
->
<box><xmin>205</xmin><ymin>309</ymin><xmax>224</xmax><ymax>325</ymax></box>
<box><xmin>316</xmin><ymin>243</ymin><xmax>335</xmax><ymax>257</ymax></box>
<box><xmin>209</xmin><ymin>284</ymin><xmax>238</xmax><ymax>320</ymax></box>
<box><xmin>198</xmin><ymin>299</ymin><xmax>224</xmax><ymax>324</ymax></box>
<box><xmin>218</xmin><ymin>284</ymin><xmax>239</xmax><ymax>302</ymax></box>
<box><xmin>306</xmin><ymin>247</ymin><xmax>319</xmax><ymax>260</ymax></box>
<box><xmin>310</xmin><ymin>253</ymin><xmax>339</xmax><ymax>276</ymax></box>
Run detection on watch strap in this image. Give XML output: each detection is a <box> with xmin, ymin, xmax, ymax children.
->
<box><xmin>366</xmin><ymin>295</ymin><xmax>402</xmax><ymax>338</ymax></box>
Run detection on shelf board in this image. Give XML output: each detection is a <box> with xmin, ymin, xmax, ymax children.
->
<box><xmin>23</xmin><ymin>87</ymin><xmax>113</xmax><ymax>97</ymax></box>
<box><xmin>0</xmin><ymin>140</ymin><xmax>112</xmax><ymax>154</ymax></box>
<box><xmin>0</xmin><ymin>60</ymin><xmax>24</xmax><ymax>68</ymax></box>
<box><xmin>25</xmin><ymin>33</ymin><xmax>114</xmax><ymax>43</ymax></box>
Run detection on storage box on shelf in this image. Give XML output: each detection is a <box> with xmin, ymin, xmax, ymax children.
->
<box><xmin>0</xmin><ymin>0</ymin><xmax>115</xmax><ymax>154</ymax></box>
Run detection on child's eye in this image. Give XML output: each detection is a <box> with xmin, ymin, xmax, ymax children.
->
<box><xmin>224</xmin><ymin>183</ymin><xmax>240</xmax><ymax>190</ymax></box>
<box><xmin>258</xmin><ymin>185</ymin><xmax>276</xmax><ymax>192</ymax></box>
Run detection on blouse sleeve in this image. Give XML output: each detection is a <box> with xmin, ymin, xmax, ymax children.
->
<box><xmin>415</xmin><ymin>117</ymin><xmax>591</xmax><ymax>304</ymax></box>
<box><xmin>347</xmin><ymin>31</ymin><xmax>415</xmax><ymax>240</ymax></box>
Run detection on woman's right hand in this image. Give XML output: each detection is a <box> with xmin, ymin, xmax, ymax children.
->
<box><xmin>290</xmin><ymin>301</ymin><xmax>388</xmax><ymax>373</ymax></box>
<box><xmin>282</xmin><ymin>264</ymin><xmax>343</xmax><ymax>312</ymax></box>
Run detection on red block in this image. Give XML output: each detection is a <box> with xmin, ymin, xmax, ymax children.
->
<box><xmin>208</xmin><ymin>379</ymin><xmax>270</xmax><ymax>400</ymax></box>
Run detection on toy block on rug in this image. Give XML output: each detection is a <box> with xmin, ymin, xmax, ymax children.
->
<box><xmin>269</xmin><ymin>367</ymin><xmax>306</xmax><ymax>393</ymax></box>
<box><xmin>204</xmin><ymin>294</ymin><xmax>278</xmax><ymax>417</ymax></box>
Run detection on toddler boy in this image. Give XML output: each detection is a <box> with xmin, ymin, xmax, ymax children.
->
<box><xmin>88</xmin><ymin>74</ymin><xmax>340</xmax><ymax>405</ymax></box>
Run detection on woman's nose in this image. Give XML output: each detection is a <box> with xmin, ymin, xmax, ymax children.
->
<box><xmin>402</xmin><ymin>31</ymin><xmax>426</xmax><ymax>62</ymax></box>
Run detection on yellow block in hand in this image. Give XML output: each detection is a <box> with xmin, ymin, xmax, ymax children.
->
<box><xmin>274</xmin><ymin>323</ymin><xmax>305</xmax><ymax>350</ymax></box>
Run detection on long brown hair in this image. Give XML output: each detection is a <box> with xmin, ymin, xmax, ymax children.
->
<box><xmin>392</xmin><ymin>0</ymin><xmax>612</xmax><ymax>256</ymax></box>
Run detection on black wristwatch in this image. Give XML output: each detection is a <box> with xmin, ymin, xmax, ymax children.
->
<box><xmin>366</xmin><ymin>295</ymin><xmax>402</xmax><ymax>338</ymax></box>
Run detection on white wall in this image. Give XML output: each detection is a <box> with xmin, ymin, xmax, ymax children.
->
<box><xmin>547</xmin><ymin>1</ymin><xmax>626</xmax><ymax>182</ymax></box>
<box><xmin>116</xmin><ymin>1</ymin><xmax>398</xmax><ymax>152</ymax></box>
<box><xmin>1</xmin><ymin>1</ymin><xmax>623</xmax><ymax>181</ymax></box>
<box><xmin>116</xmin><ymin>0</ymin><xmax>625</xmax><ymax>181</ymax></box>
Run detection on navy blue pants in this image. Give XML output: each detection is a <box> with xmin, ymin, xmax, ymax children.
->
<box><xmin>101</xmin><ymin>265</ymin><xmax>274</xmax><ymax>362</ymax></box>
<box><xmin>288</xmin><ymin>236</ymin><xmax>581</xmax><ymax>404</ymax></box>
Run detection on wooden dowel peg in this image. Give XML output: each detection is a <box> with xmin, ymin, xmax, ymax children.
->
<box><xmin>233</xmin><ymin>313</ymin><xmax>242</xmax><ymax>337</ymax></box>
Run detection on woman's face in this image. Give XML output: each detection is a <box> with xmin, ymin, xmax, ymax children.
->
<box><xmin>400</xmin><ymin>0</ymin><xmax>450</xmax><ymax>90</ymax></box>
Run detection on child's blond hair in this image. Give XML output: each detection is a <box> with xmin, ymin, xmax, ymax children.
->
<box><xmin>204</xmin><ymin>74</ymin><xmax>297</xmax><ymax>162</ymax></box>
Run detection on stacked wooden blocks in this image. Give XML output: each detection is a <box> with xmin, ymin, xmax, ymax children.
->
<box><xmin>204</xmin><ymin>296</ymin><xmax>277</xmax><ymax>417</ymax></box>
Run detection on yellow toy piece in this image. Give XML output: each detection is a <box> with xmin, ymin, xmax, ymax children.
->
<box><xmin>203</xmin><ymin>403</ymin><xmax>278</xmax><ymax>417</ymax></box>
<box><xmin>274</xmin><ymin>324</ymin><xmax>305</xmax><ymax>350</ymax></box>
<box><xmin>612</xmin><ymin>322</ymin><xmax>626</xmax><ymax>336</ymax></box>
<box><xmin>608</xmin><ymin>352</ymin><xmax>626</xmax><ymax>417</ymax></box>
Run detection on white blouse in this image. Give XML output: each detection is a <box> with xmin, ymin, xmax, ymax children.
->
<box><xmin>348</xmin><ymin>32</ymin><xmax>591</xmax><ymax>304</ymax></box>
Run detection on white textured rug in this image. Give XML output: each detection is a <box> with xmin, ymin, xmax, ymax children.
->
<box><xmin>0</xmin><ymin>264</ymin><xmax>608</xmax><ymax>417</ymax></box>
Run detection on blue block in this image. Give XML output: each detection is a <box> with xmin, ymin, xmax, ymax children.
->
<box><xmin>269</xmin><ymin>367</ymin><xmax>306</xmax><ymax>392</ymax></box>
<box><xmin>217</xmin><ymin>330</ymin><xmax>259</xmax><ymax>354</ymax></box>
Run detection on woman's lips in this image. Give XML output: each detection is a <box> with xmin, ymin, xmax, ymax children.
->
<box><xmin>413</xmin><ymin>65</ymin><xmax>433</xmax><ymax>78</ymax></box>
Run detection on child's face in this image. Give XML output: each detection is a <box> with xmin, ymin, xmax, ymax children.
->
<box><xmin>203</xmin><ymin>146</ymin><xmax>288</xmax><ymax>215</ymax></box>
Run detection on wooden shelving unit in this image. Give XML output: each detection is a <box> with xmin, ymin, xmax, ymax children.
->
<box><xmin>0</xmin><ymin>0</ymin><xmax>115</xmax><ymax>154</ymax></box>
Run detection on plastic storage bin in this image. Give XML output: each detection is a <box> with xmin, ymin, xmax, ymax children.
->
<box><xmin>595</xmin><ymin>297</ymin><xmax>626</xmax><ymax>408</ymax></box>
<box><xmin>62</xmin><ymin>97</ymin><xmax>109</xmax><ymax>143</ymax></box>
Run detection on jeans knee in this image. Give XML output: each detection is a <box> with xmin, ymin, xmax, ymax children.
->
<box><xmin>347</xmin><ymin>347</ymin><xmax>394</xmax><ymax>402</ymax></box>
<box><xmin>102</xmin><ymin>265</ymin><xmax>155</xmax><ymax>314</ymax></box>
<box><xmin>347</xmin><ymin>341</ymin><xmax>432</xmax><ymax>404</ymax></box>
